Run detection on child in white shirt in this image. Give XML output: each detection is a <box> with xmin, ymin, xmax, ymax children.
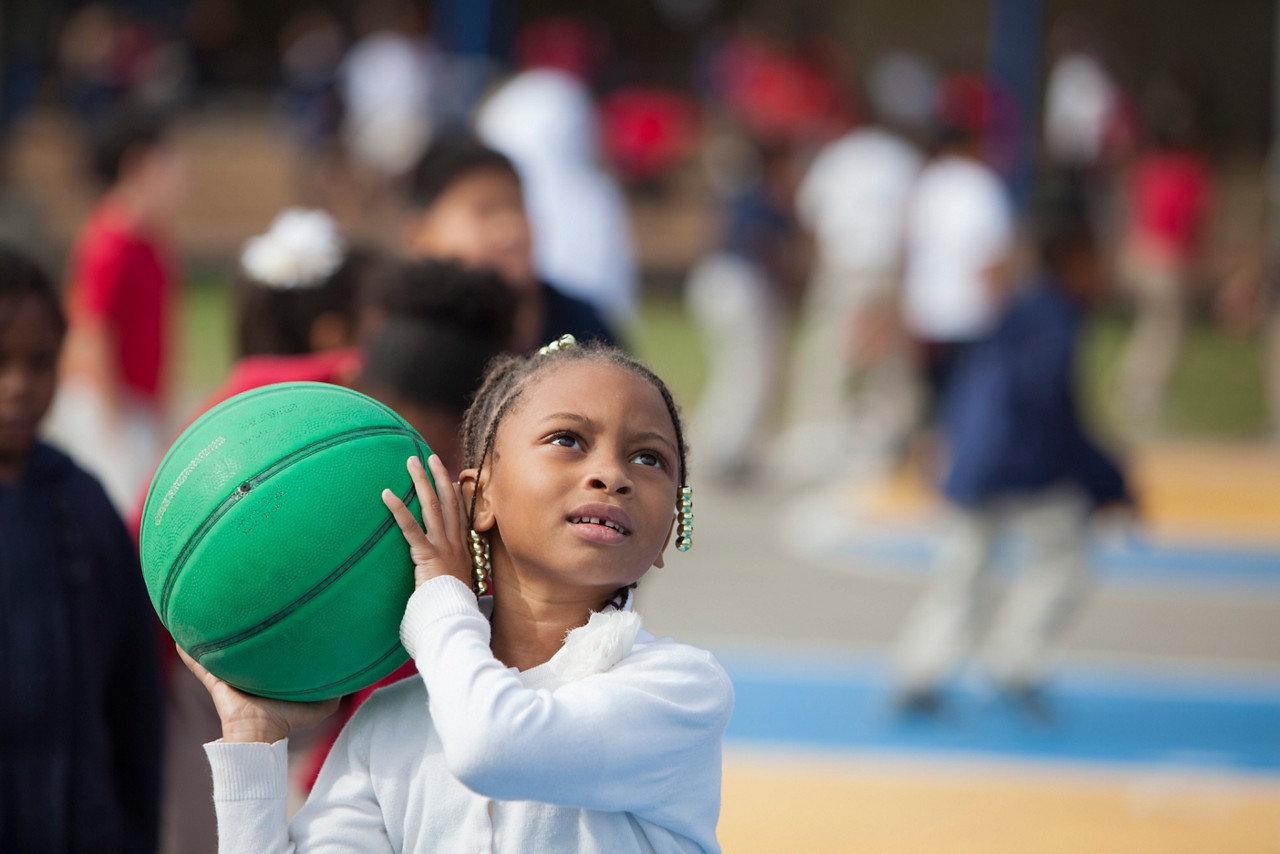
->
<box><xmin>181</xmin><ymin>337</ymin><xmax>733</xmax><ymax>853</ymax></box>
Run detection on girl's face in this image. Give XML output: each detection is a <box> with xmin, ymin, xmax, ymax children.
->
<box><xmin>471</xmin><ymin>361</ymin><xmax>680</xmax><ymax>600</ymax></box>
<box><xmin>0</xmin><ymin>296</ymin><xmax>62</xmax><ymax>479</ymax></box>
<box><xmin>406</xmin><ymin>168</ymin><xmax>536</xmax><ymax>291</ymax></box>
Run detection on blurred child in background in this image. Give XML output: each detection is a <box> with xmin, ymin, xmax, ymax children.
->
<box><xmin>476</xmin><ymin>66</ymin><xmax>639</xmax><ymax>331</ymax></box>
<box><xmin>214</xmin><ymin>207</ymin><xmax>383</xmax><ymax>399</ymax></box>
<box><xmin>894</xmin><ymin>210</ymin><xmax>1133</xmax><ymax>715</ymax></box>
<box><xmin>403</xmin><ymin>134</ymin><xmax>617</xmax><ymax>351</ymax></box>
<box><xmin>47</xmin><ymin>108</ymin><xmax>184</xmax><ymax>512</ymax></box>
<box><xmin>0</xmin><ymin>243</ymin><xmax>163</xmax><ymax>853</ymax></box>
<box><xmin>354</xmin><ymin>259</ymin><xmax>516</xmax><ymax>469</ymax></box>
<box><xmin>779</xmin><ymin>53</ymin><xmax>933</xmax><ymax>485</ymax></box>
<box><xmin>1114</xmin><ymin>83</ymin><xmax>1212</xmax><ymax>432</ymax></box>
<box><xmin>901</xmin><ymin>74</ymin><xmax>1015</xmax><ymax>416</ymax></box>
<box><xmin>685</xmin><ymin>136</ymin><xmax>796</xmax><ymax>485</ymax></box>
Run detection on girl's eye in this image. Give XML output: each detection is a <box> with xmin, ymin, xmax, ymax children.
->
<box><xmin>550</xmin><ymin>433</ymin><xmax>582</xmax><ymax>449</ymax></box>
<box><xmin>631</xmin><ymin>451</ymin><xmax>664</xmax><ymax>468</ymax></box>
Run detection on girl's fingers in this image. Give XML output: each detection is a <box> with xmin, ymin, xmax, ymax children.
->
<box><xmin>383</xmin><ymin>487</ymin><xmax>430</xmax><ymax>551</ymax></box>
<box><xmin>176</xmin><ymin>645</ymin><xmax>206</xmax><ymax>679</ymax></box>
<box><xmin>426</xmin><ymin>455</ymin><xmax>460</xmax><ymax>543</ymax></box>
<box><xmin>177</xmin><ymin>645</ymin><xmax>223</xmax><ymax>695</ymax></box>
<box><xmin>406</xmin><ymin>455</ymin><xmax>442</xmax><ymax>536</ymax></box>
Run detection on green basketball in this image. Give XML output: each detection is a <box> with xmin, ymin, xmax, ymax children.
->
<box><xmin>140</xmin><ymin>382</ymin><xmax>429</xmax><ymax>702</ymax></box>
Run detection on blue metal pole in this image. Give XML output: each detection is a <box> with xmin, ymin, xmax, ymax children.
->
<box><xmin>988</xmin><ymin>0</ymin><xmax>1044</xmax><ymax>214</ymax></box>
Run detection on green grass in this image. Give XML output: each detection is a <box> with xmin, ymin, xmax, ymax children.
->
<box><xmin>629</xmin><ymin>294</ymin><xmax>709</xmax><ymax>413</ymax></box>
<box><xmin>178</xmin><ymin>283</ymin><xmax>1270</xmax><ymax>439</ymax></box>
<box><xmin>176</xmin><ymin>274</ymin><xmax>235</xmax><ymax>407</ymax></box>
<box><xmin>1082</xmin><ymin>312</ymin><xmax>1270</xmax><ymax>438</ymax></box>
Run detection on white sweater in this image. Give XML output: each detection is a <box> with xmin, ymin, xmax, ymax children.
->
<box><xmin>205</xmin><ymin>576</ymin><xmax>734</xmax><ymax>853</ymax></box>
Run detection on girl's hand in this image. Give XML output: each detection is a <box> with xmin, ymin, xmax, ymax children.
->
<box><xmin>178</xmin><ymin>646</ymin><xmax>339</xmax><ymax>744</ymax></box>
<box><xmin>383</xmin><ymin>455</ymin><xmax>472</xmax><ymax>590</ymax></box>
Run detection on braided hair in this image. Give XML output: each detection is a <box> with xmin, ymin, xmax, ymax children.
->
<box><xmin>460</xmin><ymin>341</ymin><xmax>689</xmax><ymax>610</ymax></box>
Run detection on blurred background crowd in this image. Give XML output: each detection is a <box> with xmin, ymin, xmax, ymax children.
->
<box><xmin>2</xmin><ymin>0</ymin><xmax>1279</xmax><ymax>851</ymax></box>
<box><xmin>3</xmin><ymin>0</ymin><xmax>1275</xmax><ymax>446</ymax></box>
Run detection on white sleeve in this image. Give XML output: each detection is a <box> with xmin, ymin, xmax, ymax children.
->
<box><xmin>205</xmin><ymin>718</ymin><xmax>393</xmax><ymax>853</ymax></box>
<box><xmin>205</xmin><ymin>739</ymin><xmax>296</xmax><ymax>854</ymax></box>
<box><xmin>401</xmin><ymin>577</ymin><xmax>734</xmax><ymax>819</ymax></box>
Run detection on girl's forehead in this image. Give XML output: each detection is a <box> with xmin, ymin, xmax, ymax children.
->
<box><xmin>507</xmin><ymin>361</ymin><xmax>674</xmax><ymax>433</ymax></box>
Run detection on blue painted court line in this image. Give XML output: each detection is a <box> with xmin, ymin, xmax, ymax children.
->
<box><xmin>824</xmin><ymin>530</ymin><xmax>1280</xmax><ymax>589</ymax></box>
<box><xmin>717</xmin><ymin>651</ymin><xmax>1280</xmax><ymax>774</ymax></box>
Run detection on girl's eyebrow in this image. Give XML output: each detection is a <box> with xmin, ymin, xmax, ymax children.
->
<box><xmin>537</xmin><ymin>411</ymin><xmax>592</xmax><ymax>428</ymax></box>
<box><xmin>537</xmin><ymin>412</ymin><xmax>678</xmax><ymax>455</ymax></box>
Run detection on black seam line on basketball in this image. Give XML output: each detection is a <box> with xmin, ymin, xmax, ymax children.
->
<box><xmin>186</xmin><ymin>478</ymin><xmax>420</xmax><ymax>659</ymax></box>
<box><xmin>250</xmin><ymin>641</ymin><xmax>407</xmax><ymax>700</ymax></box>
<box><xmin>157</xmin><ymin>424</ymin><xmax>421</xmax><ymax>623</ymax></box>
<box><xmin>157</xmin><ymin>424</ymin><xmax>418</xmax><ymax>621</ymax></box>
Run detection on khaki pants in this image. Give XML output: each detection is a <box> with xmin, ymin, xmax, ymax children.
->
<box><xmin>685</xmin><ymin>253</ymin><xmax>782</xmax><ymax>479</ymax></box>
<box><xmin>777</xmin><ymin>264</ymin><xmax>918</xmax><ymax>485</ymax></box>
<box><xmin>1117</xmin><ymin>249</ymin><xmax>1188</xmax><ymax>429</ymax></box>
<box><xmin>895</xmin><ymin>486</ymin><xmax>1092</xmax><ymax>694</ymax></box>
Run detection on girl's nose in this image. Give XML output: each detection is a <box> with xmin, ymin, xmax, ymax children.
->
<box><xmin>588</xmin><ymin>469</ymin><xmax>632</xmax><ymax>496</ymax></box>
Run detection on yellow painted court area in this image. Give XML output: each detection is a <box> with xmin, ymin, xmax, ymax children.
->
<box><xmin>1128</xmin><ymin>442</ymin><xmax>1280</xmax><ymax>543</ymax></box>
<box><xmin>719</xmin><ymin>751</ymin><xmax>1280</xmax><ymax>853</ymax></box>
<box><xmin>855</xmin><ymin>440</ymin><xmax>1280</xmax><ymax>545</ymax></box>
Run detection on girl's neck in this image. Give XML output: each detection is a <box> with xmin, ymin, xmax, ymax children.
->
<box><xmin>487</xmin><ymin>582</ymin><xmax>603</xmax><ymax>672</ymax></box>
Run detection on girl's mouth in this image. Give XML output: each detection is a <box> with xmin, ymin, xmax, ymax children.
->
<box><xmin>569</xmin><ymin>515</ymin><xmax>630</xmax><ymax>536</ymax></box>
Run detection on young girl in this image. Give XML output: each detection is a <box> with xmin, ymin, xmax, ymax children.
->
<box><xmin>218</xmin><ymin>207</ymin><xmax>383</xmax><ymax>396</ymax></box>
<box><xmin>183</xmin><ymin>337</ymin><xmax>733</xmax><ymax>852</ymax></box>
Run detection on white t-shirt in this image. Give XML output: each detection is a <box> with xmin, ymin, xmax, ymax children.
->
<box><xmin>339</xmin><ymin>32</ymin><xmax>433</xmax><ymax>175</ymax></box>
<box><xmin>205</xmin><ymin>577</ymin><xmax>733</xmax><ymax>853</ymax></box>
<box><xmin>902</xmin><ymin>155</ymin><xmax>1014</xmax><ymax>342</ymax></box>
<box><xmin>1044</xmin><ymin>54</ymin><xmax>1117</xmax><ymax>168</ymax></box>
<box><xmin>796</xmin><ymin>127</ymin><xmax>923</xmax><ymax>273</ymax></box>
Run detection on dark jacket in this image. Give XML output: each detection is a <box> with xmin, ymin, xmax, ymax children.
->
<box><xmin>0</xmin><ymin>443</ymin><xmax>163</xmax><ymax>853</ymax></box>
<box><xmin>540</xmin><ymin>281</ymin><xmax>618</xmax><ymax>348</ymax></box>
<box><xmin>941</xmin><ymin>279</ymin><xmax>1129</xmax><ymax>508</ymax></box>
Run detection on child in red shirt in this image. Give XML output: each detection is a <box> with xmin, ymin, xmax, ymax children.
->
<box><xmin>1115</xmin><ymin>108</ymin><xmax>1212</xmax><ymax>430</ymax></box>
<box><xmin>47</xmin><ymin>110</ymin><xmax>185</xmax><ymax>513</ymax></box>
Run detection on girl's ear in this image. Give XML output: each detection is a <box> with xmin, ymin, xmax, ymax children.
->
<box><xmin>653</xmin><ymin>514</ymin><xmax>676</xmax><ymax>569</ymax></box>
<box><xmin>459</xmin><ymin>467</ymin><xmax>495</xmax><ymax>533</ymax></box>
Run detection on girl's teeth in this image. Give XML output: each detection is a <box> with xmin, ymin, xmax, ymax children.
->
<box><xmin>572</xmin><ymin>516</ymin><xmax>626</xmax><ymax>534</ymax></box>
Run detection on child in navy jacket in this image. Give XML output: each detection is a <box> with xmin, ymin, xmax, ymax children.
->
<box><xmin>894</xmin><ymin>213</ymin><xmax>1132</xmax><ymax>712</ymax></box>
<box><xmin>0</xmin><ymin>244</ymin><xmax>163</xmax><ymax>851</ymax></box>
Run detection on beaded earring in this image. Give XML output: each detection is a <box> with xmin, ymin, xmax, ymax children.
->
<box><xmin>468</xmin><ymin>529</ymin><xmax>491</xmax><ymax>595</ymax></box>
<box><xmin>675</xmin><ymin>486</ymin><xmax>693</xmax><ymax>552</ymax></box>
